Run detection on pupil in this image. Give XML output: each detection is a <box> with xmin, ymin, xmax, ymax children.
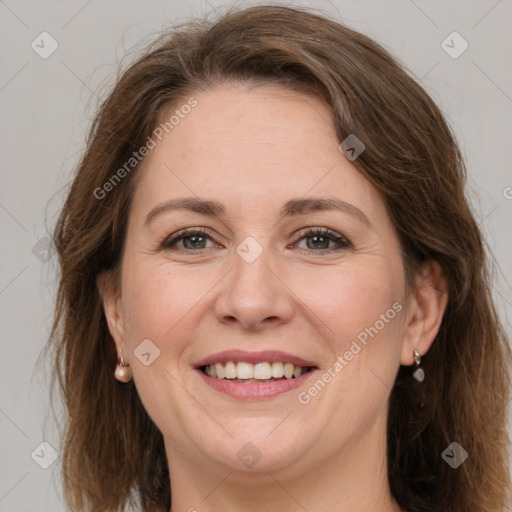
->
<box><xmin>185</xmin><ymin>236</ymin><xmax>205</xmax><ymax>249</ymax></box>
<box><xmin>308</xmin><ymin>235</ymin><xmax>328</xmax><ymax>250</ymax></box>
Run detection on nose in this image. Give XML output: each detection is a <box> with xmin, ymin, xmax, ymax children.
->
<box><xmin>214</xmin><ymin>247</ymin><xmax>294</xmax><ymax>331</ymax></box>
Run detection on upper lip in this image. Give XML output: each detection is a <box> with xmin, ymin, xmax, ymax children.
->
<box><xmin>193</xmin><ymin>350</ymin><xmax>318</xmax><ymax>368</ymax></box>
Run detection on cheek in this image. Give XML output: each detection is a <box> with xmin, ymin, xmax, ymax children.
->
<box><xmin>120</xmin><ymin>260</ymin><xmax>198</xmax><ymax>349</ymax></box>
<box><xmin>296</xmin><ymin>258</ymin><xmax>403</xmax><ymax>345</ymax></box>
<box><xmin>296</xmin><ymin>261</ymin><xmax>405</xmax><ymax>425</ymax></box>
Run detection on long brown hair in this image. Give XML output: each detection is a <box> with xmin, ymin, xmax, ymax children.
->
<box><xmin>46</xmin><ymin>4</ymin><xmax>511</xmax><ymax>511</ymax></box>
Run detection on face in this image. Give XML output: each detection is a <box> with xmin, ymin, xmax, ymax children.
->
<box><xmin>102</xmin><ymin>82</ymin><xmax>427</xmax><ymax>482</ymax></box>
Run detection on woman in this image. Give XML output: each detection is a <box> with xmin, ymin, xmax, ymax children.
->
<box><xmin>47</xmin><ymin>4</ymin><xmax>511</xmax><ymax>512</ymax></box>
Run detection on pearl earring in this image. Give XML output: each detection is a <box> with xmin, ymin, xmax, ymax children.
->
<box><xmin>412</xmin><ymin>349</ymin><xmax>425</xmax><ymax>382</ymax></box>
<box><xmin>114</xmin><ymin>355</ymin><xmax>132</xmax><ymax>383</ymax></box>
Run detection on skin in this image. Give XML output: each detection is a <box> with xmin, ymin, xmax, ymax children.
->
<box><xmin>99</xmin><ymin>82</ymin><xmax>448</xmax><ymax>512</ymax></box>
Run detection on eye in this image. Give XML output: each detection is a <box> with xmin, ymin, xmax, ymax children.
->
<box><xmin>292</xmin><ymin>228</ymin><xmax>352</xmax><ymax>253</ymax></box>
<box><xmin>160</xmin><ymin>227</ymin><xmax>219</xmax><ymax>252</ymax></box>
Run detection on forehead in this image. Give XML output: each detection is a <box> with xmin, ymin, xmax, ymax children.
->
<box><xmin>130</xmin><ymin>83</ymin><xmax>388</xmax><ymax>228</ymax></box>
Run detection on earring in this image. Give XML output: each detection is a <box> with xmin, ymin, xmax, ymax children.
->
<box><xmin>412</xmin><ymin>349</ymin><xmax>425</xmax><ymax>382</ymax></box>
<box><xmin>114</xmin><ymin>355</ymin><xmax>132</xmax><ymax>383</ymax></box>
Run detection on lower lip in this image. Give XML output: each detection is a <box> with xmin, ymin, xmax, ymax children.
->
<box><xmin>195</xmin><ymin>368</ymin><xmax>317</xmax><ymax>399</ymax></box>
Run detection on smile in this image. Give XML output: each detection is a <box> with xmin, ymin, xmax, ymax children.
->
<box><xmin>193</xmin><ymin>350</ymin><xmax>319</xmax><ymax>399</ymax></box>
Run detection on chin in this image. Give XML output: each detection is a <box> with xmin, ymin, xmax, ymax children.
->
<box><xmin>199</xmin><ymin>422</ymin><xmax>314</xmax><ymax>473</ymax></box>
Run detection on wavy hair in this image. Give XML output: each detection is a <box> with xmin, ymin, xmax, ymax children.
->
<box><xmin>47</xmin><ymin>4</ymin><xmax>511</xmax><ymax>511</ymax></box>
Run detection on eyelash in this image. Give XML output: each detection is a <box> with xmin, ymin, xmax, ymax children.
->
<box><xmin>159</xmin><ymin>227</ymin><xmax>352</xmax><ymax>254</ymax></box>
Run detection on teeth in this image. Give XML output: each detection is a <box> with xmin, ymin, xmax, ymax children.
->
<box><xmin>215</xmin><ymin>362</ymin><xmax>225</xmax><ymax>379</ymax></box>
<box><xmin>236</xmin><ymin>362</ymin><xmax>253</xmax><ymax>379</ymax></box>
<box><xmin>224</xmin><ymin>361</ymin><xmax>237</xmax><ymax>379</ymax></box>
<box><xmin>253</xmin><ymin>362</ymin><xmax>272</xmax><ymax>379</ymax></box>
<box><xmin>271</xmin><ymin>361</ymin><xmax>284</xmax><ymax>378</ymax></box>
<box><xmin>203</xmin><ymin>361</ymin><xmax>310</xmax><ymax>380</ymax></box>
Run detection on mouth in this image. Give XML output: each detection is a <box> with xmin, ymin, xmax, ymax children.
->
<box><xmin>193</xmin><ymin>350</ymin><xmax>319</xmax><ymax>399</ymax></box>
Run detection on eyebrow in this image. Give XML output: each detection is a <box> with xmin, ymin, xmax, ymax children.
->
<box><xmin>144</xmin><ymin>196</ymin><xmax>371</xmax><ymax>227</ymax></box>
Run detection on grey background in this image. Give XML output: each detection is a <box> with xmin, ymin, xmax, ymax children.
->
<box><xmin>1</xmin><ymin>0</ymin><xmax>511</xmax><ymax>510</ymax></box>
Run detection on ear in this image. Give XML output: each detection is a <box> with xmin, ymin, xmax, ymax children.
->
<box><xmin>400</xmin><ymin>260</ymin><xmax>449</xmax><ymax>365</ymax></box>
<box><xmin>97</xmin><ymin>270</ymin><xmax>128</xmax><ymax>362</ymax></box>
